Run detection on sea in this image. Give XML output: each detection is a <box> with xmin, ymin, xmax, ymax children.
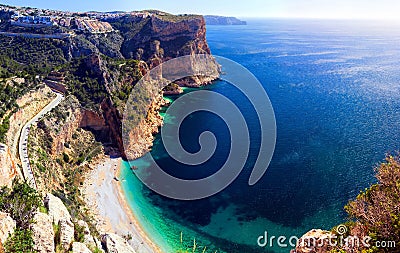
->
<box><xmin>119</xmin><ymin>19</ymin><xmax>400</xmax><ymax>253</ymax></box>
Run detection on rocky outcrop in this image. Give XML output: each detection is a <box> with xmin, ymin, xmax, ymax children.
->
<box><xmin>124</xmin><ymin>94</ymin><xmax>167</xmax><ymax>160</ymax></box>
<box><xmin>79</xmin><ymin>109</ymin><xmax>107</xmax><ymax>131</ymax></box>
<box><xmin>118</xmin><ymin>15</ymin><xmax>211</xmax><ymax>61</ymax></box>
<box><xmin>72</xmin><ymin>242</ymin><xmax>92</xmax><ymax>253</ymax></box>
<box><xmin>59</xmin><ymin>218</ymin><xmax>74</xmax><ymax>250</ymax></box>
<box><xmin>76</xmin><ymin>15</ymin><xmax>219</xmax><ymax>158</ymax></box>
<box><xmin>84</xmin><ymin>54</ymin><xmax>112</xmax><ymax>86</ymax></box>
<box><xmin>0</xmin><ymin>144</ymin><xmax>18</xmax><ymax>188</ymax></box>
<box><xmin>293</xmin><ymin>229</ymin><xmax>334</xmax><ymax>253</ymax></box>
<box><xmin>35</xmin><ymin>96</ymin><xmax>110</xmax><ymax>158</ymax></box>
<box><xmin>0</xmin><ymin>212</ymin><xmax>16</xmax><ymax>244</ymax></box>
<box><xmin>43</xmin><ymin>94</ymin><xmax>122</xmax><ymax>158</ymax></box>
<box><xmin>28</xmin><ymin>13</ymin><xmax>218</xmax><ymax>161</ymax></box>
<box><xmin>44</xmin><ymin>193</ymin><xmax>71</xmax><ymax>225</ymax></box>
<box><xmin>31</xmin><ymin>212</ymin><xmax>55</xmax><ymax>253</ymax></box>
<box><xmin>77</xmin><ymin>220</ymin><xmax>98</xmax><ymax>249</ymax></box>
<box><xmin>163</xmin><ymin>85</ymin><xmax>183</xmax><ymax>95</ymax></box>
<box><xmin>48</xmin><ymin>98</ymin><xmax>83</xmax><ymax>156</ymax></box>
<box><xmin>115</xmin><ymin>14</ymin><xmax>220</xmax><ymax>86</ymax></box>
<box><xmin>101</xmin><ymin>233</ymin><xmax>136</xmax><ymax>253</ymax></box>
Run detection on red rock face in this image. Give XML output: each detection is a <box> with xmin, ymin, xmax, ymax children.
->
<box><xmin>121</xmin><ymin>16</ymin><xmax>212</xmax><ymax>62</ymax></box>
<box><xmin>48</xmin><ymin>100</ymin><xmax>122</xmax><ymax>157</ymax></box>
<box><xmin>150</xmin><ymin>16</ymin><xmax>211</xmax><ymax>55</ymax></box>
<box><xmin>52</xmin><ymin>15</ymin><xmax>220</xmax><ymax>159</ymax></box>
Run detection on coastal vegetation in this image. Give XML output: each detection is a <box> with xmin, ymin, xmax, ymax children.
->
<box><xmin>28</xmin><ymin>108</ymin><xmax>103</xmax><ymax>239</ymax></box>
<box><xmin>53</xmin><ymin>55</ymin><xmax>143</xmax><ymax>110</ymax></box>
<box><xmin>0</xmin><ymin>179</ymin><xmax>42</xmax><ymax>229</ymax></box>
<box><xmin>144</xmin><ymin>10</ymin><xmax>202</xmax><ymax>22</ymax></box>
<box><xmin>0</xmin><ymin>179</ymin><xmax>42</xmax><ymax>253</ymax></box>
<box><xmin>61</xmin><ymin>57</ymin><xmax>108</xmax><ymax>109</ymax></box>
<box><xmin>342</xmin><ymin>155</ymin><xmax>400</xmax><ymax>252</ymax></box>
<box><xmin>4</xmin><ymin>228</ymin><xmax>35</xmax><ymax>253</ymax></box>
<box><xmin>0</xmin><ymin>36</ymin><xmax>67</xmax><ymax>75</ymax></box>
<box><xmin>304</xmin><ymin>155</ymin><xmax>400</xmax><ymax>253</ymax></box>
<box><xmin>0</xmin><ymin>35</ymin><xmax>67</xmax><ymax>143</ymax></box>
<box><xmin>106</xmin><ymin>57</ymin><xmax>143</xmax><ymax>108</ymax></box>
<box><xmin>0</xmin><ymin>5</ymin><xmax>220</xmax><ymax>252</ymax></box>
<box><xmin>108</xmin><ymin>17</ymin><xmax>149</xmax><ymax>41</ymax></box>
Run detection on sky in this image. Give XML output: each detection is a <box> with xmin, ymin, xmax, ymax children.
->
<box><xmin>2</xmin><ymin>0</ymin><xmax>400</xmax><ymax>20</ymax></box>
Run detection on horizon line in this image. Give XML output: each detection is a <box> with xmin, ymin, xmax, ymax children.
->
<box><xmin>2</xmin><ymin>3</ymin><xmax>400</xmax><ymax>22</ymax></box>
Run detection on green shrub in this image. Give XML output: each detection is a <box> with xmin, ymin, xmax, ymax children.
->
<box><xmin>0</xmin><ymin>179</ymin><xmax>42</xmax><ymax>229</ymax></box>
<box><xmin>344</xmin><ymin>155</ymin><xmax>400</xmax><ymax>251</ymax></box>
<box><xmin>74</xmin><ymin>222</ymin><xmax>86</xmax><ymax>243</ymax></box>
<box><xmin>4</xmin><ymin>228</ymin><xmax>35</xmax><ymax>253</ymax></box>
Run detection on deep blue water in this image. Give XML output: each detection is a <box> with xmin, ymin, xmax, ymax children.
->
<box><xmin>123</xmin><ymin>19</ymin><xmax>400</xmax><ymax>253</ymax></box>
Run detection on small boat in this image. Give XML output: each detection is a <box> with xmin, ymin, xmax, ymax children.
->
<box><xmin>130</xmin><ymin>165</ymin><xmax>138</xmax><ymax>171</ymax></box>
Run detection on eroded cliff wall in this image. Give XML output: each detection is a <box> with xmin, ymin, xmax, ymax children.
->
<box><xmin>63</xmin><ymin>14</ymin><xmax>220</xmax><ymax>158</ymax></box>
<box><xmin>1</xmin><ymin>13</ymin><xmax>219</xmax><ymax>188</ymax></box>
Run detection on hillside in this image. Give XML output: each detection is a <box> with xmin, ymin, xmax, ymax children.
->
<box><xmin>0</xmin><ymin>5</ymin><xmax>219</xmax><ymax>253</ymax></box>
<box><xmin>0</xmin><ymin>5</ymin><xmax>219</xmax><ymax>157</ymax></box>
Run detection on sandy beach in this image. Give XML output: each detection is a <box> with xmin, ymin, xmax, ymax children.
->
<box><xmin>83</xmin><ymin>156</ymin><xmax>162</xmax><ymax>253</ymax></box>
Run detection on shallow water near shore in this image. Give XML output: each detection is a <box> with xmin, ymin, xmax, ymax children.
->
<box><xmin>121</xmin><ymin>19</ymin><xmax>400</xmax><ymax>252</ymax></box>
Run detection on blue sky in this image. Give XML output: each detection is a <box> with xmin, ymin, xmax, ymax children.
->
<box><xmin>2</xmin><ymin>0</ymin><xmax>400</xmax><ymax>19</ymax></box>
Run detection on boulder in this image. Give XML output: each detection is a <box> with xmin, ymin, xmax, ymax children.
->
<box><xmin>77</xmin><ymin>220</ymin><xmax>90</xmax><ymax>233</ymax></box>
<box><xmin>294</xmin><ymin>229</ymin><xmax>333</xmax><ymax>253</ymax></box>
<box><xmin>72</xmin><ymin>242</ymin><xmax>92</xmax><ymax>253</ymax></box>
<box><xmin>44</xmin><ymin>193</ymin><xmax>71</xmax><ymax>225</ymax></box>
<box><xmin>31</xmin><ymin>212</ymin><xmax>55</xmax><ymax>253</ymax></box>
<box><xmin>59</xmin><ymin>218</ymin><xmax>74</xmax><ymax>250</ymax></box>
<box><xmin>0</xmin><ymin>212</ymin><xmax>16</xmax><ymax>244</ymax></box>
<box><xmin>101</xmin><ymin>233</ymin><xmax>136</xmax><ymax>253</ymax></box>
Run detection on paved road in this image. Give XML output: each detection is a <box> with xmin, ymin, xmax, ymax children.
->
<box><xmin>18</xmin><ymin>93</ymin><xmax>64</xmax><ymax>189</ymax></box>
<box><xmin>0</xmin><ymin>31</ymin><xmax>72</xmax><ymax>39</ymax></box>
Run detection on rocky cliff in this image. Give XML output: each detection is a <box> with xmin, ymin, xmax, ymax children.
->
<box><xmin>117</xmin><ymin>15</ymin><xmax>211</xmax><ymax>60</ymax></box>
<box><xmin>58</xmin><ymin>13</ymin><xmax>219</xmax><ymax>159</ymax></box>
<box><xmin>1</xmin><ymin>192</ymin><xmax>132</xmax><ymax>253</ymax></box>
<box><xmin>0</xmin><ymin>212</ymin><xmax>15</xmax><ymax>245</ymax></box>
<box><xmin>0</xmin><ymin>7</ymin><xmax>220</xmax><ymax>253</ymax></box>
<box><xmin>0</xmin><ymin>85</ymin><xmax>55</xmax><ymax>187</ymax></box>
<box><xmin>0</xmin><ymin>10</ymin><xmax>219</xmax><ymax>177</ymax></box>
<box><xmin>0</xmin><ymin>11</ymin><xmax>220</xmax><ymax>192</ymax></box>
<box><xmin>0</xmin><ymin>144</ymin><xmax>17</xmax><ymax>188</ymax></box>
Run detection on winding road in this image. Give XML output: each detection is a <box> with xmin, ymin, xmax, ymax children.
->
<box><xmin>18</xmin><ymin>92</ymin><xmax>64</xmax><ymax>189</ymax></box>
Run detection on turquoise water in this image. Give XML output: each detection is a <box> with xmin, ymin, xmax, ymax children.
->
<box><xmin>120</xmin><ymin>19</ymin><xmax>400</xmax><ymax>253</ymax></box>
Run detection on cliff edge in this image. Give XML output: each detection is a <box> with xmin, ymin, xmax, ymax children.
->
<box><xmin>0</xmin><ymin>8</ymin><xmax>220</xmax><ymax>189</ymax></box>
